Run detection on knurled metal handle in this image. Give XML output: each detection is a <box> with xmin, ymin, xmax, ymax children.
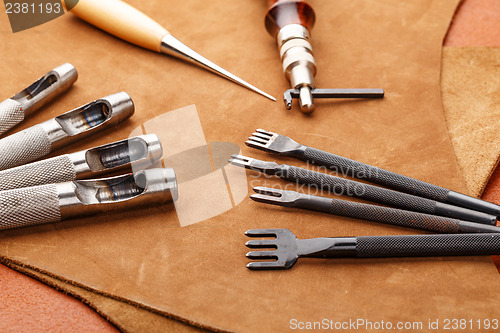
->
<box><xmin>286</xmin><ymin>165</ymin><xmax>437</xmax><ymax>213</ymax></box>
<box><xmin>303</xmin><ymin>147</ymin><xmax>451</xmax><ymax>201</ymax></box>
<box><xmin>285</xmin><ymin>166</ymin><xmax>496</xmax><ymax>225</ymax></box>
<box><xmin>328</xmin><ymin>199</ymin><xmax>499</xmax><ymax>234</ymax></box>
<box><xmin>356</xmin><ymin>233</ymin><xmax>500</xmax><ymax>258</ymax></box>
<box><xmin>0</xmin><ymin>99</ymin><xmax>24</xmax><ymax>136</ymax></box>
<box><xmin>0</xmin><ymin>184</ymin><xmax>61</xmax><ymax>230</ymax></box>
<box><xmin>0</xmin><ymin>125</ymin><xmax>52</xmax><ymax>170</ymax></box>
<box><xmin>0</xmin><ymin>155</ymin><xmax>76</xmax><ymax>191</ymax></box>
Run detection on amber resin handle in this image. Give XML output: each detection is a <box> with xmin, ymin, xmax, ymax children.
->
<box><xmin>265</xmin><ymin>0</ymin><xmax>316</xmax><ymax>37</ymax></box>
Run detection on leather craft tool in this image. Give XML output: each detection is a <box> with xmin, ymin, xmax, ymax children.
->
<box><xmin>0</xmin><ymin>134</ymin><xmax>162</xmax><ymax>191</ymax></box>
<box><xmin>230</xmin><ymin>155</ymin><xmax>497</xmax><ymax>225</ymax></box>
<box><xmin>265</xmin><ymin>0</ymin><xmax>384</xmax><ymax>112</ymax></box>
<box><xmin>0</xmin><ymin>63</ymin><xmax>77</xmax><ymax>136</ymax></box>
<box><xmin>245</xmin><ymin>229</ymin><xmax>500</xmax><ymax>270</ymax></box>
<box><xmin>246</xmin><ymin>129</ymin><xmax>500</xmax><ymax>217</ymax></box>
<box><xmin>0</xmin><ymin>92</ymin><xmax>134</xmax><ymax>171</ymax></box>
<box><xmin>250</xmin><ymin>187</ymin><xmax>500</xmax><ymax>234</ymax></box>
<box><xmin>63</xmin><ymin>0</ymin><xmax>275</xmax><ymax>101</ymax></box>
<box><xmin>0</xmin><ymin>168</ymin><xmax>177</xmax><ymax>231</ymax></box>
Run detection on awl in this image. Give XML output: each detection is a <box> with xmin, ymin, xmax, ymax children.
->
<box><xmin>64</xmin><ymin>0</ymin><xmax>275</xmax><ymax>101</ymax></box>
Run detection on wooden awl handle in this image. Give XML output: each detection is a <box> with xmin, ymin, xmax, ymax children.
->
<box><xmin>63</xmin><ymin>0</ymin><xmax>168</xmax><ymax>52</ymax></box>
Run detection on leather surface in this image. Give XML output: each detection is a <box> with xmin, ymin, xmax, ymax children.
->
<box><xmin>441</xmin><ymin>47</ymin><xmax>500</xmax><ymax>197</ymax></box>
<box><xmin>0</xmin><ymin>0</ymin><xmax>499</xmax><ymax>332</ymax></box>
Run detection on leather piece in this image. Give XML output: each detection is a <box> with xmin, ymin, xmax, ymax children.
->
<box><xmin>2</xmin><ymin>0</ymin><xmax>500</xmax><ymax>332</ymax></box>
<box><xmin>441</xmin><ymin>47</ymin><xmax>500</xmax><ymax>197</ymax></box>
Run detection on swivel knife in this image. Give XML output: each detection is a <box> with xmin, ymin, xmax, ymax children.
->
<box><xmin>265</xmin><ymin>0</ymin><xmax>384</xmax><ymax>112</ymax></box>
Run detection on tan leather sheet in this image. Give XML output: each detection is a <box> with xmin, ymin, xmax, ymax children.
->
<box><xmin>2</xmin><ymin>0</ymin><xmax>500</xmax><ymax>332</ymax></box>
<box><xmin>441</xmin><ymin>47</ymin><xmax>500</xmax><ymax>197</ymax></box>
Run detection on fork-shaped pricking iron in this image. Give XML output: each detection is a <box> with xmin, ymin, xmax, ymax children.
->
<box><xmin>250</xmin><ymin>187</ymin><xmax>500</xmax><ymax>234</ymax></box>
<box><xmin>246</xmin><ymin>129</ymin><xmax>500</xmax><ymax>218</ymax></box>
<box><xmin>229</xmin><ymin>155</ymin><xmax>496</xmax><ymax>225</ymax></box>
<box><xmin>245</xmin><ymin>229</ymin><xmax>500</xmax><ymax>270</ymax></box>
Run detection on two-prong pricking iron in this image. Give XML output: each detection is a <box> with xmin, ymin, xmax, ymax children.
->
<box><xmin>0</xmin><ymin>92</ymin><xmax>134</xmax><ymax>171</ymax></box>
<box><xmin>0</xmin><ymin>168</ymin><xmax>177</xmax><ymax>231</ymax></box>
<box><xmin>249</xmin><ymin>187</ymin><xmax>500</xmax><ymax>234</ymax></box>
<box><xmin>246</xmin><ymin>129</ymin><xmax>500</xmax><ymax>218</ymax></box>
<box><xmin>0</xmin><ymin>134</ymin><xmax>163</xmax><ymax>191</ymax></box>
<box><xmin>229</xmin><ymin>155</ymin><xmax>496</xmax><ymax>225</ymax></box>
<box><xmin>245</xmin><ymin>229</ymin><xmax>500</xmax><ymax>270</ymax></box>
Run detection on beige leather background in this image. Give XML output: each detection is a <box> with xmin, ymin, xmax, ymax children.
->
<box><xmin>1</xmin><ymin>0</ymin><xmax>499</xmax><ymax>332</ymax></box>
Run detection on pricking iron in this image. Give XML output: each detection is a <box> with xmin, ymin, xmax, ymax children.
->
<box><xmin>0</xmin><ymin>134</ymin><xmax>163</xmax><ymax>191</ymax></box>
<box><xmin>0</xmin><ymin>63</ymin><xmax>77</xmax><ymax>136</ymax></box>
<box><xmin>246</xmin><ymin>229</ymin><xmax>500</xmax><ymax>270</ymax></box>
<box><xmin>265</xmin><ymin>1</ymin><xmax>384</xmax><ymax>112</ymax></box>
<box><xmin>0</xmin><ymin>91</ymin><xmax>134</xmax><ymax>171</ymax></box>
<box><xmin>0</xmin><ymin>168</ymin><xmax>177</xmax><ymax>231</ymax></box>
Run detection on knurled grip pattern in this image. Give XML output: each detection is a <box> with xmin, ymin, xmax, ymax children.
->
<box><xmin>0</xmin><ymin>184</ymin><xmax>61</xmax><ymax>230</ymax></box>
<box><xmin>0</xmin><ymin>99</ymin><xmax>24</xmax><ymax>136</ymax></box>
<box><xmin>330</xmin><ymin>199</ymin><xmax>463</xmax><ymax>233</ymax></box>
<box><xmin>285</xmin><ymin>166</ymin><xmax>436</xmax><ymax>214</ymax></box>
<box><xmin>304</xmin><ymin>147</ymin><xmax>450</xmax><ymax>201</ymax></box>
<box><xmin>357</xmin><ymin>234</ymin><xmax>500</xmax><ymax>258</ymax></box>
<box><xmin>0</xmin><ymin>125</ymin><xmax>52</xmax><ymax>171</ymax></box>
<box><xmin>0</xmin><ymin>155</ymin><xmax>76</xmax><ymax>191</ymax></box>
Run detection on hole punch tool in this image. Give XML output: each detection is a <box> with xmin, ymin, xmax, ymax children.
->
<box><xmin>0</xmin><ymin>134</ymin><xmax>163</xmax><ymax>191</ymax></box>
<box><xmin>250</xmin><ymin>187</ymin><xmax>500</xmax><ymax>234</ymax></box>
<box><xmin>0</xmin><ymin>92</ymin><xmax>134</xmax><ymax>171</ymax></box>
<box><xmin>229</xmin><ymin>155</ymin><xmax>497</xmax><ymax>225</ymax></box>
<box><xmin>0</xmin><ymin>168</ymin><xmax>177</xmax><ymax>231</ymax></box>
<box><xmin>63</xmin><ymin>0</ymin><xmax>275</xmax><ymax>101</ymax></box>
<box><xmin>0</xmin><ymin>63</ymin><xmax>77</xmax><ymax>136</ymax></box>
<box><xmin>245</xmin><ymin>229</ymin><xmax>500</xmax><ymax>270</ymax></box>
<box><xmin>246</xmin><ymin>129</ymin><xmax>500</xmax><ymax>218</ymax></box>
<box><xmin>265</xmin><ymin>0</ymin><xmax>384</xmax><ymax>112</ymax></box>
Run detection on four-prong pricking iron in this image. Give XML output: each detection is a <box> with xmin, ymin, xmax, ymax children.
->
<box><xmin>265</xmin><ymin>0</ymin><xmax>384</xmax><ymax>112</ymax></box>
<box><xmin>245</xmin><ymin>229</ymin><xmax>500</xmax><ymax>270</ymax></box>
<box><xmin>246</xmin><ymin>129</ymin><xmax>500</xmax><ymax>218</ymax></box>
<box><xmin>0</xmin><ymin>63</ymin><xmax>78</xmax><ymax>136</ymax></box>
<box><xmin>0</xmin><ymin>92</ymin><xmax>134</xmax><ymax>171</ymax></box>
<box><xmin>0</xmin><ymin>134</ymin><xmax>163</xmax><ymax>191</ymax></box>
<box><xmin>0</xmin><ymin>168</ymin><xmax>177</xmax><ymax>231</ymax></box>
<box><xmin>229</xmin><ymin>155</ymin><xmax>497</xmax><ymax>225</ymax></box>
<box><xmin>250</xmin><ymin>187</ymin><xmax>500</xmax><ymax>234</ymax></box>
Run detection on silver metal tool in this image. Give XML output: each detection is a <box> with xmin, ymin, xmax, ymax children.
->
<box><xmin>0</xmin><ymin>134</ymin><xmax>162</xmax><ymax>191</ymax></box>
<box><xmin>265</xmin><ymin>0</ymin><xmax>384</xmax><ymax>112</ymax></box>
<box><xmin>229</xmin><ymin>155</ymin><xmax>497</xmax><ymax>225</ymax></box>
<box><xmin>0</xmin><ymin>168</ymin><xmax>177</xmax><ymax>231</ymax></box>
<box><xmin>0</xmin><ymin>63</ymin><xmax>77</xmax><ymax>136</ymax></box>
<box><xmin>246</xmin><ymin>129</ymin><xmax>500</xmax><ymax>218</ymax></box>
<box><xmin>0</xmin><ymin>92</ymin><xmax>134</xmax><ymax>171</ymax></box>
<box><xmin>245</xmin><ymin>229</ymin><xmax>500</xmax><ymax>270</ymax></box>
<box><xmin>64</xmin><ymin>0</ymin><xmax>275</xmax><ymax>101</ymax></box>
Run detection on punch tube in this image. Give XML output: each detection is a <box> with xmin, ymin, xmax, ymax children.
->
<box><xmin>0</xmin><ymin>168</ymin><xmax>177</xmax><ymax>231</ymax></box>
